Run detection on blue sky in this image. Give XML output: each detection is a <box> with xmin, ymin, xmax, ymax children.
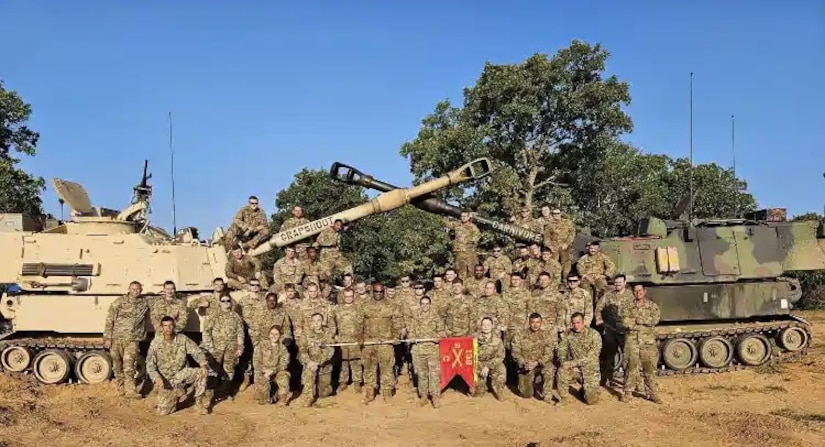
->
<box><xmin>2</xmin><ymin>1</ymin><xmax>823</xmax><ymax>234</ymax></box>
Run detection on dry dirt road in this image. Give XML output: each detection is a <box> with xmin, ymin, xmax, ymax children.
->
<box><xmin>2</xmin><ymin>311</ymin><xmax>825</xmax><ymax>447</ymax></box>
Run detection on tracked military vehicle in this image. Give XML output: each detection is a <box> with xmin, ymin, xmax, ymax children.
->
<box><xmin>0</xmin><ymin>162</ymin><xmax>231</xmax><ymax>385</ymax></box>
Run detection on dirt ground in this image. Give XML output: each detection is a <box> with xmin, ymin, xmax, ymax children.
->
<box><xmin>2</xmin><ymin>312</ymin><xmax>825</xmax><ymax>447</ymax></box>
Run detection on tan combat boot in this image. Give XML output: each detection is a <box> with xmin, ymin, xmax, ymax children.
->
<box><xmin>277</xmin><ymin>391</ymin><xmax>290</xmax><ymax>406</ymax></box>
<box><xmin>353</xmin><ymin>382</ymin><xmax>362</xmax><ymax>393</ymax></box>
<box><xmin>381</xmin><ymin>388</ymin><xmax>392</xmax><ymax>402</ymax></box>
<box><xmin>338</xmin><ymin>382</ymin><xmax>349</xmax><ymax>393</ymax></box>
<box><xmin>417</xmin><ymin>396</ymin><xmax>429</xmax><ymax>407</ymax></box>
<box><xmin>195</xmin><ymin>395</ymin><xmax>209</xmax><ymax>415</ymax></box>
<box><xmin>238</xmin><ymin>373</ymin><xmax>251</xmax><ymax>393</ymax></box>
<box><xmin>431</xmin><ymin>394</ymin><xmax>441</xmax><ymax>409</ymax></box>
<box><xmin>363</xmin><ymin>387</ymin><xmax>375</xmax><ymax>404</ymax></box>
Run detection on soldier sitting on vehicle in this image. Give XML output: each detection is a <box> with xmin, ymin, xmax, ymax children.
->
<box><xmin>225</xmin><ymin>245</ymin><xmax>269</xmax><ymax>291</ymax></box>
<box><xmin>224</xmin><ymin>195</ymin><xmax>270</xmax><ymax>251</ymax></box>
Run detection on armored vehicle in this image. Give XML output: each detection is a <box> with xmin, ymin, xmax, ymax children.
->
<box><xmin>0</xmin><ymin>162</ymin><xmax>231</xmax><ymax>385</ymax></box>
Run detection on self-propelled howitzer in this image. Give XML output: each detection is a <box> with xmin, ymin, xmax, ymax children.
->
<box><xmin>247</xmin><ymin>158</ymin><xmax>493</xmax><ymax>257</ymax></box>
<box><xmin>328</xmin><ymin>162</ymin><xmax>542</xmax><ymax>245</ymax></box>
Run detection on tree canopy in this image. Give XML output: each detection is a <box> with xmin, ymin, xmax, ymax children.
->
<box><xmin>0</xmin><ymin>80</ymin><xmax>45</xmax><ymax>218</ymax></box>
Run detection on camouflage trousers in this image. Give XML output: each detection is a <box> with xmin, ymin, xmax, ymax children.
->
<box><xmin>558</xmin><ymin>248</ymin><xmax>572</xmax><ymax>280</ymax></box>
<box><xmin>109</xmin><ymin>339</ymin><xmax>139</xmax><ymax>396</ymax></box>
<box><xmin>623</xmin><ymin>337</ymin><xmax>658</xmax><ymax>396</ymax></box>
<box><xmin>254</xmin><ymin>369</ymin><xmax>291</xmax><ymax>404</ymax></box>
<box><xmin>155</xmin><ymin>367</ymin><xmax>208</xmax><ymax>415</ymax></box>
<box><xmin>476</xmin><ymin>360</ymin><xmax>506</xmax><ymax>396</ymax></box>
<box><xmin>227</xmin><ymin>274</ymin><xmax>269</xmax><ymax>292</ymax></box>
<box><xmin>412</xmin><ymin>344</ymin><xmax>440</xmax><ymax>397</ymax></box>
<box><xmin>557</xmin><ymin>361</ymin><xmax>601</xmax><ymax>404</ymax></box>
<box><xmin>224</xmin><ymin>225</ymin><xmax>270</xmax><ymax>251</ymax></box>
<box><xmin>301</xmin><ymin>362</ymin><xmax>333</xmax><ymax>402</ymax></box>
<box><xmin>320</xmin><ymin>249</ymin><xmax>353</xmax><ymax>277</ymax></box>
<box><xmin>340</xmin><ymin>346</ymin><xmax>364</xmax><ymax>384</ymax></box>
<box><xmin>517</xmin><ymin>364</ymin><xmax>553</xmax><ymax>400</ymax></box>
<box><xmin>363</xmin><ymin>345</ymin><xmax>396</xmax><ymax>391</ymax></box>
<box><xmin>453</xmin><ymin>250</ymin><xmax>478</xmax><ymax>279</ymax></box>
<box><xmin>581</xmin><ymin>276</ymin><xmax>609</xmax><ymax>305</ymax></box>
<box><xmin>207</xmin><ymin>346</ymin><xmax>240</xmax><ymax>378</ymax></box>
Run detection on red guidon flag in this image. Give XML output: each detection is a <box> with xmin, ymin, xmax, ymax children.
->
<box><xmin>439</xmin><ymin>336</ymin><xmax>477</xmax><ymax>390</ymax></box>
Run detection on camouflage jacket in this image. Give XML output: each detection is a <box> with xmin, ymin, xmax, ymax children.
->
<box><xmin>232</xmin><ymin>205</ymin><xmax>268</xmax><ymax>231</ymax></box>
<box><xmin>595</xmin><ymin>288</ymin><xmax>633</xmax><ymax>329</ymax></box>
<box><xmin>253</xmin><ymin>339</ymin><xmax>290</xmax><ymax>373</ymax></box>
<box><xmin>103</xmin><ymin>294</ymin><xmax>149</xmax><ymax>341</ymax></box>
<box><xmin>557</xmin><ymin>327</ymin><xmax>602</xmax><ymax>368</ymax></box>
<box><xmin>502</xmin><ymin>287</ymin><xmax>531</xmax><ymax>331</ymax></box>
<box><xmin>538</xmin><ymin>258</ymin><xmax>563</xmax><ymax>285</ymax></box>
<box><xmin>514</xmin><ymin>257</ymin><xmax>541</xmax><ymax>287</ymax></box>
<box><xmin>513</xmin><ymin>215</ymin><xmax>541</xmax><ymax>233</ymax></box>
<box><xmin>225</xmin><ymin>254</ymin><xmax>263</xmax><ymax>282</ymax></box>
<box><xmin>250</xmin><ymin>304</ymin><xmax>294</xmax><ymax>344</ymax></box>
<box><xmin>332</xmin><ymin>303</ymin><xmax>365</xmax><ymax>341</ymax></box>
<box><xmin>620</xmin><ymin>299</ymin><xmax>660</xmax><ymax>345</ymax></box>
<box><xmin>463</xmin><ymin>276</ymin><xmax>487</xmax><ymax>298</ymax></box>
<box><xmin>559</xmin><ymin>287</ymin><xmax>593</xmax><ymax>329</ymax></box>
<box><xmin>470</xmin><ymin>295</ymin><xmax>509</xmax><ymax>333</ymax></box>
<box><xmin>442</xmin><ymin>294</ymin><xmax>473</xmax><ymax>337</ymax></box>
<box><xmin>444</xmin><ymin>219</ymin><xmax>481</xmax><ymax>252</ymax></box>
<box><xmin>483</xmin><ymin>255</ymin><xmax>513</xmax><ymax>281</ymax></box>
<box><xmin>476</xmin><ymin>332</ymin><xmax>506</xmax><ymax>367</ymax></box>
<box><xmin>236</xmin><ymin>291</ymin><xmax>264</xmax><ymax>322</ymax></box>
<box><xmin>300</xmin><ymin>259</ymin><xmax>330</xmax><ymax>287</ymax></box>
<box><xmin>361</xmin><ymin>299</ymin><xmax>403</xmax><ymax>340</ymax></box>
<box><xmin>526</xmin><ymin>288</ymin><xmax>565</xmax><ymax>334</ymax></box>
<box><xmin>511</xmin><ymin>328</ymin><xmax>556</xmax><ymax>367</ymax></box>
<box><xmin>295</xmin><ymin>298</ymin><xmax>336</xmax><ymax>335</ymax></box>
<box><xmin>315</xmin><ymin>228</ymin><xmax>341</xmax><ymax>250</ymax></box>
<box><xmin>297</xmin><ymin>327</ymin><xmax>335</xmax><ymax>365</ymax></box>
<box><xmin>279</xmin><ymin>217</ymin><xmax>310</xmax><ymax>232</ymax></box>
<box><xmin>576</xmin><ymin>252</ymin><xmax>616</xmax><ymax>280</ymax></box>
<box><xmin>542</xmin><ymin>217</ymin><xmax>575</xmax><ymax>249</ymax></box>
<box><xmin>272</xmin><ymin>256</ymin><xmax>304</xmax><ymax>288</ymax></box>
<box><xmin>407</xmin><ymin>308</ymin><xmax>447</xmax><ymax>341</ymax></box>
<box><xmin>202</xmin><ymin>309</ymin><xmax>244</xmax><ymax>353</ymax></box>
<box><xmin>146</xmin><ymin>334</ymin><xmax>207</xmax><ymax>382</ymax></box>
<box><xmin>147</xmin><ymin>295</ymin><xmax>188</xmax><ymax>333</ymax></box>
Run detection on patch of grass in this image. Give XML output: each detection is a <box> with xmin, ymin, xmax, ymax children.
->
<box><xmin>770</xmin><ymin>409</ymin><xmax>825</xmax><ymax>424</ymax></box>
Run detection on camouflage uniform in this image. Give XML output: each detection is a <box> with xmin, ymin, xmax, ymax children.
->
<box><xmin>146</xmin><ymin>333</ymin><xmax>209</xmax><ymax>415</ymax></box>
<box><xmin>297</xmin><ymin>326</ymin><xmax>336</xmax><ymax>405</ymax></box>
<box><xmin>249</xmin><ymin>303</ymin><xmax>294</xmax><ymax>345</ymax></box>
<box><xmin>201</xmin><ymin>307</ymin><xmax>244</xmax><ymax>403</ymax></box>
<box><xmin>444</xmin><ymin>218</ymin><xmax>481</xmax><ymax>278</ymax></box>
<box><xmin>470</xmin><ymin>294</ymin><xmax>509</xmax><ymax>334</ymax></box>
<box><xmin>483</xmin><ymin>254</ymin><xmax>513</xmax><ymax>285</ymax></box>
<box><xmin>253</xmin><ymin>338</ymin><xmax>291</xmax><ymax>405</ymax></box>
<box><xmin>620</xmin><ymin>299</ymin><xmax>661</xmax><ymax>401</ymax></box>
<box><xmin>225</xmin><ymin>205</ymin><xmax>270</xmax><ymax>251</ymax></box>
<box><xmin>560</xmin><ymin>287</ymin><xmax>593</xmax><ymax>329</ymax></box>
<box><xmin>463</xmin><ymin>276</ymin><xmax>486</xmax><ymax>298</ymax></box>
<box><xmin>225</xmin><ymin>254</ymin><xmax>268</xmax><ymax>291</ymax></box>
<box><xmin>147</xmin><ymin>295</ymin><xmax>188</xmax><ymax>334</ymax></box>
<box><xmin>557</xmin><ymin>326</ymin><xmax>602</xmax><ymax>404</ymax></box>
<box><xmin>294</xmin><ymin>298</ymin><xmax>336</xmax><ymax>336</ymax></box>
<box><xmin>513</xmin><ymin>210</ymin><xmax>541</xmax><ymax>233</ymax></box>
<box><xmin>575</xmin><ymin>251</ymin><xmax>616</xmax><ymax>301</ymax></box>
<box><xmin>502</xmin><ymin>286</ymin><xmax>531</xmax><ymax>345</ymax></box>
<box><xmin>475</xmin><ymin>331</ymin><xmax>506</xmax><ymax>398</ymax></box>
<box><xmin>315</xmin><ymin>227</ymin><xmax>353</xmax><ymax>277</ymax></box>
<box><xmin>103</xmin><ymin>293</ymin><xmax>148</xmax><ymax>397</ymax></box>
<box><xmin>332</xmin><ymin>301</ymin><xmax>365</xmax><ymax>388</ymax></box>
<box><xmin>443</xmin><ymin>294</ymin><xmax>473</xmax><ymax>337</ymax></box>
<box><xmin>361</xmin><ymin>298</ymin><xmax>403</xmax><ymax>400</ymax></box>
<box><xmin>407</xmin><ymin>308</ymin><xmax>447</xmax><ymax>400</ymax></box>
<box><xmin>300</xmin><ymin>258</ymin><xmax>331</xmax><ymax>291</ymax></box>
<box><xmin>272</xmin><ymin>256</ymin><xmax>304</xmax><ymax>293</ymax></box>
<box><xmin>537</xmin><ymin>256</ymin><xmax>563</xmax><ymax>287</ymax></box>
<box><xmin>280</xmin><ymin>216</ymin><xmax>311</xmax><ymax>259</ymax></box>
<box><xmin>595</xmin><ymin>288</ymin><xmax>634</xmax><ymax>383</ymax></box>
<box><xmin>543</xmin><ymin>216</ymin><xmax>576</xmax><ymax>279</ymax></box>
<box><xmin>515</xmin><ymin>256</ymin><xmax>542</xmax><ymax>289</ymax></box>
<box><xmin>526</xmin><ymin>288</ymin><xmax>565</xmax><ymax>335</ymax></box>
<box><xmin>511</xmin><ymin>327</ymin><xmax>556</xmax><ymax>401</ymax></box>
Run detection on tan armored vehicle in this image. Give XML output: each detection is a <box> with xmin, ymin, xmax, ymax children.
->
<box><xmin>0</xmin><ymin>162</ymin><xmax>231</xmax><ymax>384</ymax></box>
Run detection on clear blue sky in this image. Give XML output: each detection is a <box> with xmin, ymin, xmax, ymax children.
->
<box><xmin>2</xmin><ymin>1</ymin><xmax>823</xmax><ymax>234</ymax></box>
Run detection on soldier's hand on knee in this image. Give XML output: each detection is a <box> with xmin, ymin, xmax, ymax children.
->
<box><xmin>481</xmin><ymin>366</ymin><xmax>489</xmax><ymax>377</ymax></box>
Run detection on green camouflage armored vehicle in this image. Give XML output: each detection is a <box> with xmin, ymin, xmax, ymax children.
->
<box><xmin>590</xmin><ymin>208</ymin><xmax>825</xmax><ymax>376</ymax></box>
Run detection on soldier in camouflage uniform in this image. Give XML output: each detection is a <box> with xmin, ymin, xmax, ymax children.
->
<box><xmin>332</xmin><ymin>288</ymin><xmax>365</xmax><ymax>392</ymax></box>
<box><xmin>272</xmin><ymin>245</ymin><xmax>305</xmax><ymax>293</ymax></box>
<box><xmin>511</xmin><ymin>313</ymin><xmax>556</xmax><ymax>402</ymax></box>
<box><xmin>475</xmin><ymin>317</ymin><xmax>506</xmax><ymax>400</ymax></box>
<box><xmin>537</xmin><ymin>247</ymin><xmax>563</xmax><ymax>288</ymax></box>
<box><xmin>294</xmin><ymin>283</ymin><xmax>335</xmax><ymax>337</ymax></box>
<box><xmin>511</xmin><ymin>245</ymin><xmax>534</xmax><ymax>288</ymax></box>
<box><xmin>226</xmin><ymin>245</ymin><xmax>269</xmax><ymax>291</ymax></box>
<box><xmin>200</xmin><ymin>295</ymin><xmax>245</xmax><ymax>403</ymax></box>
<box><xmin>559</xmin><ymin>273</ymin><xmax>593</xmax><ymax>328</ymax></box>
<box><xmin>147</xmin><ymin>280</ymin><xmax>188</xmax><ymax>335</ymax></box>
<box><xmin>315</xmin><ymin>219</ymin><xmax>353</xmax><ymax>278</ymax></box>
<box><xmin>235</xmin><ymin>278</ymin><xmax>264</xmax><ymax>392</ymax></box>
<box><xmin>395</xmin><ymin>275</ymin><xmax>415</xmax><ymax>303</ymax></box>
<box><xmin>354</xmin><ymin>280</ymin><xmax>371</xmax><ymax>305</ymax></box>
<box><xmin>146</xmin><ymin>316</ymin><xmax>209</xmax><ymax>415</ymax></box>
<box><xmin>253</xmin><ymin>324</ymin><xmax>291</xmax><ymax>405</ymax></box>
<box><xmin>483</xmin><ymin>245</ymin><xmax>513</xmax><ymax>289</ymax></box>
<box><xmin>103</xmin><ymin>280</ymin><xmax>148</xmax><ymax>399</ymax></box>
<box><xmin>471</xmin><ymin>281</ymin><xmax>509</xmax><ymax>336</ymax></box>
<box><xmin>224</xmin><ymin>195</ymin><xmax>270</xmax><ymax>251</ymax></box>
<box><xmin>502</xmin><ymin>272</ymin><xmax>531</xmax><ymax>346</ymax></box>
<box><xmin>527</xmin><ymin>273</ymin><xmax>565</xmax><ymax>336</ymax></box>
<box><xmin>595</xmin><ymin>274</ymin><xmax>634</xmax><ymax>385</ymax></box>
<box><xmin>360</xmin><ymin>282</ymin><xmax>403</xmax><ymax>403</ymax></box>
<box><xmin>279</xmin><ymin>206</ymin><xmax>311</xmax><ymax>260</ymax></box>
<box><xmin>443</xmin><ymin>279</ymin><xmax>472</xmax><ymax>337</ymax></box>
<box><xmin>408</xmin><ymin>296</ymin><xmax>447</xmax><ymax>407</ymax></box>
<box><xmin>300</xmin><ymin>247</ymin><xmax>331</xmax><ymax>293</ymax></box>
<box><xmin>444</xmin><ymin>212</ymin><xmax>482</xmax><ymax>278</ymax></box>
<box><xmin>575</xmin><ymin>241</ymin><xmax>616</xmax><ymax>303</ymax></box>
<box><xmin>297</xmin><ymin>313</ymin><xmax>336</xmax><ymax>407</ymax></box>
<box><xmin>619</xmin><ymin>284</ymin><xmax>662</xmax><ymax>403</ymax></box>
<box><xmin>543</xmin><ymin>206</ymin><xmax>576</xmax><ymax>280</ymax></box>
<box><xmin>511</xmin><ymin>206</ymin><xmax>541</xmax><ymax>232</ymax></box>
<box><xmin>463</xmin><ymin>264</ymin><xmax>487</xmax><ymax>298</ymax></box>
<box><xmin>556</xmin><ymin>312</ymin><xmax>602</xmax><ymax>405</ymax></box>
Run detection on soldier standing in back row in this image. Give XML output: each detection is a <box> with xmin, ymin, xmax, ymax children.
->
<box><xmin>619</xmin><ymin>284</ymin><xmax>662</xmax><ymax>404</ymax></box>
<box><xmin>444</xmin><ymin>211</ymin><xmax>481</xmax><ymax>278</ymax></box>
<box><xmin>224</xmin><ymin>196</ymin><xmax>270</xmax><ymax>251</ymax></box>
<box><xmin>542</xmin><ymin>206</ymin><xmax>576</xmax><ymax>280</ymax></box>
<box><xmin>103</xmin><ymin>281</ymin><xmax>148</xmax><ymax>399</ymax></box>
<box><xmin>315</xmin><ymin>219</ymin><xmax>353</xmax><ymax>278</ymax></box>
<box><xmin>279</xmin><ymin>206</ymin><xmax>311</xmax><ymax>260</ymax></box>
<box><xmin>147</xmin><ymin>280</ymin><xmax>188</xmax><ymax>334</ymax></box>
<box><xmin>272</xmin><ymin>245</ymin><xmax>305</xmax><ymax>293</ymax></box>
<box><xmin>361</xmin><ymin>282</ymin><xmax>403</xmax><ymax>403</ymax></box>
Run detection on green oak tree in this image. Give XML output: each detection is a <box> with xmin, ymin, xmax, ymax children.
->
<box><xmin>0</xmin><ymin>80</ymin><xmax>45</xmax><ymax>218</ymax></box>
<box><xmin>786</xmin><ymin>212</ymin><xmax>825</xmax><ymax>310</ymax></box>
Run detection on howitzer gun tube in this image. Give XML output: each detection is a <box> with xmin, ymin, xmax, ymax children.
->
<box><xmin>248</xmin><ymin>158</ymin><xmax>493</xmax><ymax>257</ymax></box>
<box><xmin>329</xmin><ymin>162</ymin><xmax>543</xmax><ymax>244</ymax></box>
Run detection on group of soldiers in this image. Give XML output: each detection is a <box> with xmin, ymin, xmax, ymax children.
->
<box><xmin>102</xmin><ymin>197</ymin><xmax>663</xmax><ymax>416</ymax></box>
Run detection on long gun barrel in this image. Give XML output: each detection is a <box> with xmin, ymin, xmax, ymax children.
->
<box><xmin>329</xmin><ymin>162</ymin><xmax>543</xmax><ymax>244</ymax></box>
<box><xmin>248</xmin><ymin>158</ymin><xmax>493</xmax><ymax>257</ymax></box>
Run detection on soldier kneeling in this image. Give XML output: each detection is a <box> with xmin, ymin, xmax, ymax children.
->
<box><xmin>146</xmin><ymin>316</ymin><xmax>210</xmax><ymax>415</ymax></box>
<box><xmin>556</xmin><ymin>312</ymin><xmax>602</xmax><ymax>405</ymax></box>
<box><xmin>253</xmin><ymin>325</ymin><xmax>292</xmax><ymax>405</ymax></box>
<box><xmin>475</xmin><ymin>317</ymin><xmax>506</xmax><ymax>400</ymax></box>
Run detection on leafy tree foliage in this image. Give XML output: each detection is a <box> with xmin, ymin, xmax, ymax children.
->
<box><xmin>266</xmin><ymin>168</ymin><xmax>450</xmax><ymax>283</ymax></box>
<box><xmin>0</xmin><ymin>80</ymin><xmax>45</xmax><ymax>218</ymax></box>
<box><xmin>787</xmin><ymin>212</ymin><xmax>825</xmax><ymax>310</ymax></box>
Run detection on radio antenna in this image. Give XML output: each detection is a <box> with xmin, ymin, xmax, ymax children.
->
<box><xmin>169</xmin><ymin>111</ymin><xmax>178</xmax><ymax>235</ymax></box>
<box><xmin>689</xmin><ymin>72</ymin><xmax>694</xmax><ymax>221</ymax></box>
